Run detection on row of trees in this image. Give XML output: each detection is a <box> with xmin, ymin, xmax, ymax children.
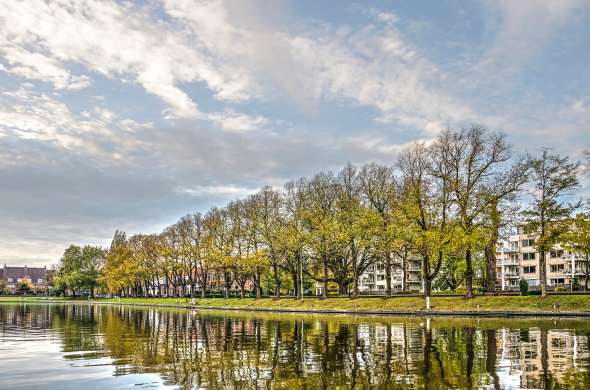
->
<box><xmin>54</xmin><ymin>126</ymin><xmax>588</xmax><ymax>298</ymax></box>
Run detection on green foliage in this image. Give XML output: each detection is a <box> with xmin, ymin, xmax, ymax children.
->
<box><xmin>16</xmin><ymin>280</ymin><xmax>32</xmax><ymax>294</ymax></box>
<box><xmin>53</xmin><ymin>128</ymin><xmax>582</xmax><ymax>301</ymax></box>
<box><xmin>572</xmin><ymin>277</ymin><xmax>581</xmax><ymax>290</ymax></box>
<box><xmin>522</xmin><ymin>149</ymin><xmax>580</xmax><ymax>294</ymax></box>
<box><xmin>433</xmin><ymin>253</ymin><xmax>466</xmax><ymax>291</ymax></box>
<box><xmin>519</xmin><ymin>279</ymin><xmax>529</xmax><ymax>296</ymax></box>
<box><xmin>56</xmin><ymin>244</ymin><xmax>105</xmax><ymax>297</ymax></box>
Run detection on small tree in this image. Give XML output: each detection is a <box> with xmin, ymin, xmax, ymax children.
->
<box><xmin>0</xmin><ymin>280</ymin><xmax>7</xmax><ymax>295</ymax></box>
<box><xmin>17</xmin><ymin>280</ymin><xmax>32</xmax><ymax>295</ymax></box>
<box><xmin>57</xmin><ymin>244</ymin><xmax>105</xmax><ymax>297</ymax></box>
<box><xmin>522</xmin><ymin>149</ymin><xmax>580</xmax><ymax>296</ymax></box>
<box><xmin>562</xmin><ymin>210</ymin><xmax>590</xmax><ymax>291</ymax></box>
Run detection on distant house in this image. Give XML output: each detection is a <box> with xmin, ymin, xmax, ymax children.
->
<box><xmin>0</xmin><ymin>265</ymin><xmax>52</xmax><ymax>295</ymax></box>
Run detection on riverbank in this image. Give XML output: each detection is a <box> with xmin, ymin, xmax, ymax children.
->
<box><xmin>2</xmin><ymin>295</ymin><xmax>590</xmax><ymax>317</ymax></box>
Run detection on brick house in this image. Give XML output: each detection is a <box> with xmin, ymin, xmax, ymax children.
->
<box><xmin>0</xmin><ymin>265</ymin><xmax>52</xmax><ymax>295</ymax></box>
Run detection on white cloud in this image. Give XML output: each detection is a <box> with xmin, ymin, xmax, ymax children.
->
<box><xmin>0</xmin><ymin>87</ymin><xmax>151</xmax><ymax>159</ymax></box>
<box><xmin>205</xmin><ymin>110</ymin><xmax>268</xmax><ymax>133</ymax></box>
<box><xmin>284</xmin><ymin>21</ymin><xmax>478</xmax><ymax>132</ymax></box>
<box><xmin>0</xmin><ymin>0</ymin><xmax>260</xmax><ymax>118</ymax></box>
<box><xmin>0</xmin><ymin>0</ymin><xmax>484</xmax><ymax>133</ymax></box>
<box><xmin>176</xmin><ymin>184</ymin><xmax>257</xmax><ymax>198</ymax></box>
<box><xmin>483</xmin><ymin>0</ymin><xmax>587</xmax><ymax>67</ymax></box>
<box><xmin>165</xmin><ymin>1</ymin><xmax>480</xmax><ymax>132</ymax></box>
<box><xmin>0</xmin><ymin>46</ymin><xmax>91</xmax><ymax>90</ymax></box>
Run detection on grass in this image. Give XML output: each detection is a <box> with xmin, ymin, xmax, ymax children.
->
<box><xmin>2</xmin><ymin>294</ymin><xmax>590</xmax><ymax>314</ymax></box>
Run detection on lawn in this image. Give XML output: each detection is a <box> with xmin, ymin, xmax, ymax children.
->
<box><xmin>2</xmin><ymin>295</ymin><xmax>589</xmax><ymax>314</ymax></box>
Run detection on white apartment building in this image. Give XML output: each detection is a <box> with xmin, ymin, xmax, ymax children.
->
<box><xmin>358</xmin><ymin>258</ymin><xmax>423</xmax><ymax>293</ymax></box>
<box><xmin>496</xmin><ymin>227</ymin><xmax>588</xmax><ymax>291</ymax></box>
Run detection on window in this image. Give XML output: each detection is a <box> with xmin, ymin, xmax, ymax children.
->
<box><xmin>522</xmin><ymin>253</ymin><xmax>536</xmax><ymax>260</ymax></box>
<box><xmin>523</xmin><ymin>266</ymin><xmax>536</xmax><ymax>274</ymax></box>
<box><xmin>550</xmin><ymin>264</ymin><xmax>564</xmax><ymax>273</ymax></box>
<box><xmin>522</xmin><ymin>239</ymin><xmax>535</xmax><ymax>247</ymax></box>
<box><xmin>377</xmin><ymin>274</ymin><xmax>385</xmax><ymax>281</ymax></box>
<box><xmin>550</xmin><ymin>250</ymin><xmax>564</xmax><ymax>258</ymax></box>
<box><xmin>7</xmin><ymin>278</ymin><xmax>13</xmax><ymax>282</ymax></box>
<box><xmin>37</xmin><ymin>278</ymin><xmax>44</xmax><ymax>283</ymax></box>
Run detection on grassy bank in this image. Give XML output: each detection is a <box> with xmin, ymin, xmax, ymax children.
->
<box><xmin>2</xmin><ymin>295</ymin><xmax>590</xmax><ymax>315</ymax></box>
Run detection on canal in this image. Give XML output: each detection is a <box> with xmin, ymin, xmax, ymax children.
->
<box><xmin>0</xmin><ymin>303</ymin><xmax>589</xmax><ymax>389</ymax></box>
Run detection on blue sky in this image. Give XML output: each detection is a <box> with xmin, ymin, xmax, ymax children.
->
<box><xmin>0</xmin><ymin>0</ymin><xmax>589</xmax><ymax>266</ymax></box>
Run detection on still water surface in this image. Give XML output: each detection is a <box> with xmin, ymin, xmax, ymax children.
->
<box><xmin>1</xmin><ymin>303</ymin><xmax>590</xmax><ymax>389</ymax></box>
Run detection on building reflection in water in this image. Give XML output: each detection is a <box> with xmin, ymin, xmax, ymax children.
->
<box><xmin>1</xmin><ymin>304</ymin><xmax>589</xmax><ymax>389</ymax></box>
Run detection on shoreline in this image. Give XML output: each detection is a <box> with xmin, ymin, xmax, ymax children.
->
<box><xmin>3</xmin><ymin>296</ymin><xmax>590</xmax><ymax>318</ymax></box>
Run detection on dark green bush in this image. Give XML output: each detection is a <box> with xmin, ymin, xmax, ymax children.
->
<box><xmin>519</xmin><ymin>280</ymin><xmax>529</xmax><ymax>296</ymax></box>
<box><xmin>528</xmin><ymin>290</ymin><xmax>542</xmax><ymax>296</ymax></box>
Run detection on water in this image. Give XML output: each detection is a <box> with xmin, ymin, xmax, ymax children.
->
<box><xmin>1</xmin><ymin>304</ymin><xmax>589</xmax><ymax>389</ymax></box>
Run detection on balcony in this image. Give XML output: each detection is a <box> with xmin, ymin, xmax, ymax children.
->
<box><xmin>562</xmin><ymin>270</ymin><xmax>587</xmax><ymax>276</ymax></box>
<box><xmin>501</xmin><ymin>259</ymin><xmax>520</xmax><ymax>265</ymax></box>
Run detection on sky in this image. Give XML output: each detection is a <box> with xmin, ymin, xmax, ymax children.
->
<box><xmin>0</xmin><ymin>0</ymin><xmax>589</xmax><ymax>267</ymax></box>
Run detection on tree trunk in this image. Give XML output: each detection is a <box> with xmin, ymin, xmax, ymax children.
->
<box><xmin>338</xmin><ymin>282</ymin><xmax>348</xmax><ymax>295</ymax></box>
<box><xmin>485</xmin><ymin>242</ymin><xmax>497</xmax><ymax>294</ymax></box>
<box><xmin>540</xmin><ymin>250</ymin><xmax>547</xmax><ymax>296</ymax></box>
<box><xmin>422</xmin><ymin>253</ymin><xmax>431</xmax><ymax>298</ymax></box>
<box><xmin>240</xmin><ymin>285</ymin><xmax>245</xmax><ymax>299</ymax></box>
<box><xmin>255</xmin><ymin>269</ymin><xmax>262</xmax><ymax>299</ymax></box>
<box><xmin>486</xmin><ymin>199</ymin><xmax>500</xmax><ymax>294</ymax></box>
<box><xmin>423</xmin><ymin>277</ymin><xmax>432</xmax><ymax>297</ymax></box>
<box><xmin>465</xmin><ymin>246</ymin><xmax>474</xmax><ymax>298</ymax></box>
<box><xmin>272</xmin><ymin>263</ymin><xmax>280</xmax><ymax>299</ymax></box>
<box><xmin>322</xmin><ymin>257</ymin><xmax>328</xmax><ymax>299</ymax></box>
<box><xmin>385</xmin><ymin>259</ymin><xmax>392</xmax><ymax>297</ymax></box>
<box><xmin>402</xmin><ymin>256</ymin><xmax>407</xmax><ymax>293</ymax></box>
<box><xmin>352</xmin><ymin>260</ymin><xmax>359</xmax><ymax>298</ymax></box>
<box><xmin>291</xmin><ymin>270</ymin><xmax>298</xmax><ymax>298</ymax></box>
<box><xmin>223</xmin><ymin>272</ymin><xmax>229</xmax><ymax>298</ymax></box>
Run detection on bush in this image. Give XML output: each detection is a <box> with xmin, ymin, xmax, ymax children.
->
<box><xmin>554</xmin><ymin>287</ymin><xmax>567</xmax><ymax>292</ymax></box>
<box><xmin>519</xmin><ymin>280</ymin><xmax>529</xmax><ymax>296</ymax></box>
<box><xmin>572</xmin><ymin>277</ymin><xmax>580</xmax><ymax>290</ymax></box>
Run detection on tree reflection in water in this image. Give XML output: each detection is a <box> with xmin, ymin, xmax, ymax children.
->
<box><xmin>1</xmin><ymin>303</ymin><xmax>590</xmax><ymax>389</ymax></box>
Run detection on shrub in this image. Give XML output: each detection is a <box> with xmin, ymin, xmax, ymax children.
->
<box><xmin>572</xmin><ymin>277</ymin><xmax>580</xmax><ymax>291</ymax></box>
<box><xmin>554</xmin><ymin>287</ymin><xmax>567</xmax><ymax>292</ymax></box>
<box><xmin>519</xmin><ymin>280</ymin><xmax>529</xmax><ymax>296</ymax></box>
<box><xmin>528</xmin><ymin>290</ymin><xmax>542</xmax><ymax>296</ymax></box>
